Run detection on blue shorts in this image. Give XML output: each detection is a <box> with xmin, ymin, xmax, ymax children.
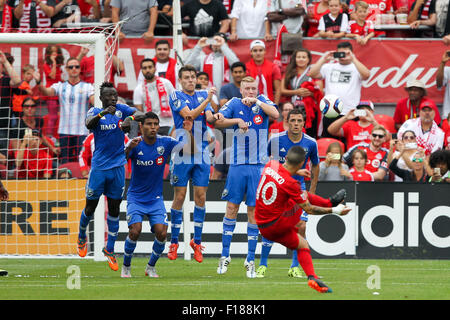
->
<box><xmin>222</xmin><ymin>164</ymin><xmax>264</xmax><ymax>207</ymax></box>
<box><xmin>86</xmin><ymin>166</ymin><xmax>125</xmax><ymax>200</ymax></box>
<box><xmin>126</xmin><ymin>199</ymin><xmax>168</xmax><ymax>232</ymax></box>
<box><xmin>170</xmin><ymin>163</ymin><xmax>210</xmax><ymax>187</ymax></box>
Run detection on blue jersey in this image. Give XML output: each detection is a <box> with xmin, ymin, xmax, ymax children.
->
<box><xmin>219</xmin><ymin>95</ymin><xmax>275</xmax><ymax>166</ymax></box>
<box><xmin>87</xmin><ymin>103</ymin><xmax>136</xmax><ymax>170</ymax></box>
<box><xmin>268</xmin><ymin>131</ymin><xmax>319</xmax><ymax>185</ymax></box>
<box><xmin>169</xmin><ymin>90</ymin><xmax>214</xmax><ymax>155</ymax></box>
<box><xmin>127</xmin><ymin>135</ymin><xmax>180</xmax><ymax>206</ymax></box>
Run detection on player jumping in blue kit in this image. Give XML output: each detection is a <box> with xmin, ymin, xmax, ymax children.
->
<box><xmin>213</xmin><ymin>76</ymin><xmax>279</xmax><ymax>278</ymax></box>
<box><xmin>167</xmin><ymin>65</ymin><xmax>217</xmax><ymax>263</ymax></box>
<box><xmin>77</xmin><ymin>82</ymin><xmax>143</xmax><ymax>271</ymax></box>
<box><xmin>121</xmin><ymin>112</ymin><xmax>191</xmax><ymax>278</ymax></box>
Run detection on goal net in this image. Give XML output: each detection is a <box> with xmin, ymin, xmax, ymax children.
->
<box><xmin>0</xmin><ymin>24</ymin><xmax>121</xmax><ymax>260</ymax></box>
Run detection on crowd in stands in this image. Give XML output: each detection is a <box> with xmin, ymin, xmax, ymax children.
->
<box><xmin>0</xmin><ymin>0</ymin><xmax>449</xmax><ymax>183</ymax></box>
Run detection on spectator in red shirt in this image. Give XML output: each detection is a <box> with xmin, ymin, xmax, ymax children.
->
<box><xmin>42</xmin><ymin>45</ymin><xmax>64</xmax><ymax>138</ymax></box>
<box><xmin>393</xmin><ymin>79</ymin><xmax>441</xmax><ymax>131</ymax></box>
<box><xmin>78</xmin><ymin>0</ymin><xmax>101</xmax><ymax>20</ymax></box>
<box><xmin>348</xmin><ymin>149</ymin><xmax>374</xmax><ymax>181</ymax></box>
<box><xmin>245</xmin><ymin>40</ymin><xmax>282</xmax><ymax>105</ymax></box>
<box><xmin>76</xmin><ymin>46</ymin><xmax>124</xmax><ymax>84</ymax></box>
<box><xmin>349</xmin><ymin>0</ymin><xmax>393</xmax><ymax>37</ymax></box>
<box><xmin>343</xmin><ymin>125</ymin><xmax>390</xmax><ymax>180</ymax></box>
<box><xmin>327</xmin><ymin>100</ymin><xmax>379</xmax><ymax>150</ymax></box>
<box><xmin>346</xmin><ymin>1</ymin><xmax>375</xmax><ymax>46</ymax></box>
<box><xmin>306</xmin><ymin>0</ymin><xmax>330</xmax><ymax>37</ymax></box>
<box><xmin>15</xmin><ymin>129</ymin><xmax>53</xmax><ymax>179</ymax></box>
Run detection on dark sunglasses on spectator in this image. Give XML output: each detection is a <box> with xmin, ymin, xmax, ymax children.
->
<box><xmin>67</xmin><ymin>65</ymin><xmax>80</xmax><ymax>69</ymax></box>
<box><xmin>372</xmin><ymin>133</ymin><xmax>385</xmax><ymax>139</ymax></box>
<box><xmin>412</xmin><ymin>158</ymin><xmax>424</xmax><ymax>163</ymax></box>
<box><xmin>403</xmin><ymin>135</ymin><xmax>416</xmax><ymax>141</ymax></box>
<box><xmin>23</xmin><ymin>103</ymin><xmax>36</xmax><ymax>107</ymax></box>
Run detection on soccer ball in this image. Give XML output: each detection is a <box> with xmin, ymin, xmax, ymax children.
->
<box><xmin>320</xmin><ymin>94</ymin><xmax>343</xmax><ymax>118</ymax></box>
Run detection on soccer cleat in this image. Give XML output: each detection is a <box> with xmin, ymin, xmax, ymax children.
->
<box><xmin>145</xmin><ymin>265</ymin><xmax>159</xmax><ymax>278</ymax></box>
<box><xmin>190</xmin><ymin>239</ymin><xmax>205</xmax><ymax>263</ymax></box>
<box><xmin>288</xmin><ymin>266</ymin><xmax>303</xmax><ymax>278</ymax></box>
<box><xmin>102</xmin><ymin>247</ymin><xmax>119</xmax><ymax>271</ymax></box>
<box><xmin>217</xmin><ymin>256</ymin><xmax>231</xmax><ymax>275</ymax></box>
<box><xmin>77</xmin><ymin>236</ymin><xmax>87</xmax><ymax>258</ymax></box>
<box><xmin>255</xmin><ymin>265</ymin><xmax>267</xmax><ymax>278</ymax></box>
<box><xmin>167</xmin><ymin>243</ymin><xmax>179</xmax><ymax>260</ymax></box>
<box><xmin>330</xmin><ymin>189</ymin><xmax>347</xmax><ymax>207</ymax></box>
<box><xmin>121</xmin><ymin>265</ymin><xmax>132</xmax><ymax>278</ymax></box>
<box><xmin>244</xmin><ymin>260</ymin><xmax>256</xmax><ymax>278</ymax></box>
<box><xmin>307</xmin><ymin>276</ymin><xmax>333</xmax><ymax>293</ymax></box>
<box><xmin>0</xmin><ymin>269</ymin><xmax>8</xmax><ymax>276</ymax></box>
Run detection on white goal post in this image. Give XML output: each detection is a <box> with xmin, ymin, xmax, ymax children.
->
<box><xmin>0</xmin><ymin>33</ymin><xmax>107</xmax><ymax>260</ymax></box>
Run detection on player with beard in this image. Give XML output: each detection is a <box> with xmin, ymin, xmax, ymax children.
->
<box><xmin>134</xmin><ymin>58</ymin><xmax>175</xmax><ymax>136</ymax></box>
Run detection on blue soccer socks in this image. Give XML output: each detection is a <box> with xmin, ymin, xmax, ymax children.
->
<box><xmin>247</xmin><ymin>223</ymin><xmax>259</xmax><ymax>263</ymax></box>
<box><xmin>193</xmin><ymin>206</ymin><xmax>206</xmax><ymax>245</ymax></box>
<box><xmin>259</xmin><ymin>237</ymin><xmax>273</xmax><ymax>267</ymax></box>
<box><xmin>221</xmin><ymin>217</ymin><xmax>236</xmax><ymax>257</ymax></box>
<box><xmin>106</xmin><ymin>214</ymin><xmax>120</xmax><ymax>253</ymax></box>
<box><xmin>170</xmin><ymin>208</ymin><xmax>183</xmax><ymax>244</ymax></box>
<box><xmin>123</xmin><ymin>236</ymin><xmax>137</xmax><ymax>267</ymax></box>
<box><xmin>149</xmin><ymin>238</ymin><xmax>166</xmax><ymax>266</ymax></box>
<box><xmin>78</xmin><ymin>210</ymin><xmax>92</xmax><ymax>239</ymax></box>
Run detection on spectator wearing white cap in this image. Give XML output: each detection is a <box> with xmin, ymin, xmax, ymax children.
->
<box><xmin>436</xmin><ymin>50</ymin><xmax>450</xmax><ymax>122</ymax></box>
<box><xmin>327</xmin><ymin>100</ymin><xmax>379</xmax><ymax>150</ymax></box>
<box><xmin>398</xmin><ymin>100</ymin><xmax>445</xmax><ymax>156</ymax></box>
<box><xmin>245</xmin><ymin>40</ymin><xmax>282</xmax><ymax>105</ymax></box>
<box><xmin>394</xmin><ymin>79</ymin><xmax>441</xmax><ymax>131</ymax></box>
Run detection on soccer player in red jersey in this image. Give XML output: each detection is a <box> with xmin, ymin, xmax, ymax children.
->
<box><xmin>255</xmin><ymin>146</ymin><xmax>351</xmax><ymax>293</ymax></box>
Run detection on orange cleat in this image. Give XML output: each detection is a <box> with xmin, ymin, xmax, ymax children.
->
<box><xmin>167</xmin><ymin>243</ymin><xmax>179</xmax><ymax>260</ymax></box>
<box><xmin>102</xmin><ymin>247</ymin><xmax>119</xmax><ymax>271</ymax></box>
<box><xmin>307</xmin><ymin>276</ymin><xmax>333</xmax><ymax>293</ymax></box>
<box><xmin>77</xmin><ymin>236</ymin><xmax>87</xmax><ymax>257</ymax></box>
<box><xmin>190</xmin><ymin>239</ymin><xmax>205</xmax><ymax>263</ymax></box>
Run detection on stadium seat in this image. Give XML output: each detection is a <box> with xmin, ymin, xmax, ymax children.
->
<box><xmin>58</xmin><ymin>162</ymin><xmax>83</xmax><ymax>179</ymax></box>
<box><xmin>374</xmin><ymin>114</ymin><xmax>396</xmax><ymax>133</ymax></box>
<box><xmin>316</xmin><ymin>138</ymin><xmax>345</xmax><ymax>160</ymax></box>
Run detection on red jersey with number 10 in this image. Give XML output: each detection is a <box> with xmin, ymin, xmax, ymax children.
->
<box><xmin>255</xmin><ymin>160</ymin><xmax>308</xmax><ymax>225</ymax></box>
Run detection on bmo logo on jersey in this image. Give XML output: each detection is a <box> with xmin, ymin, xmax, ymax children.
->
<box><xmin>100</xmin><ymin>123</ymin><xmax>117</xmax><ymax>130</ymax></box>
<box><xmin>137</xmin><ymin>156</ymin><xmax>165</xmax><ymax>166</ymax></box>
<box><xmin>156</xmin><ymin>156</ymin><xmax>164</xmax><ymax>166</ymax></box>
<box><xmin>253</xmin><ymin>115</ymin><xmax>263</xmax><ymax>125</ymax></box>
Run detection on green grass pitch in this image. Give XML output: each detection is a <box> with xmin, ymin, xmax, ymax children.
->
<box><xmin>0</xmin><ymin>258</ymin><xmax>449</xmax><ymax>300</ymax></box>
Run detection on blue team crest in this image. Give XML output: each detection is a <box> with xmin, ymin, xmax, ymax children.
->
<box><xmin>115</xmin><ymin>110</ymin><xmax>122</xmax><ymax>118</ymax></box>
<box><xmin>157</xmin><ymin>146</ymin><xmax>165</xmax><ymax>155</ymax></box>
<box><xmin>252</xmin><ymin>105</ymin><xmax>260</xmax><ymax>114</ymax></box>
<box><xmin>197</xmin><ymin>96</ymin><xmax>205</xmax><ymax>103</ymax></box>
